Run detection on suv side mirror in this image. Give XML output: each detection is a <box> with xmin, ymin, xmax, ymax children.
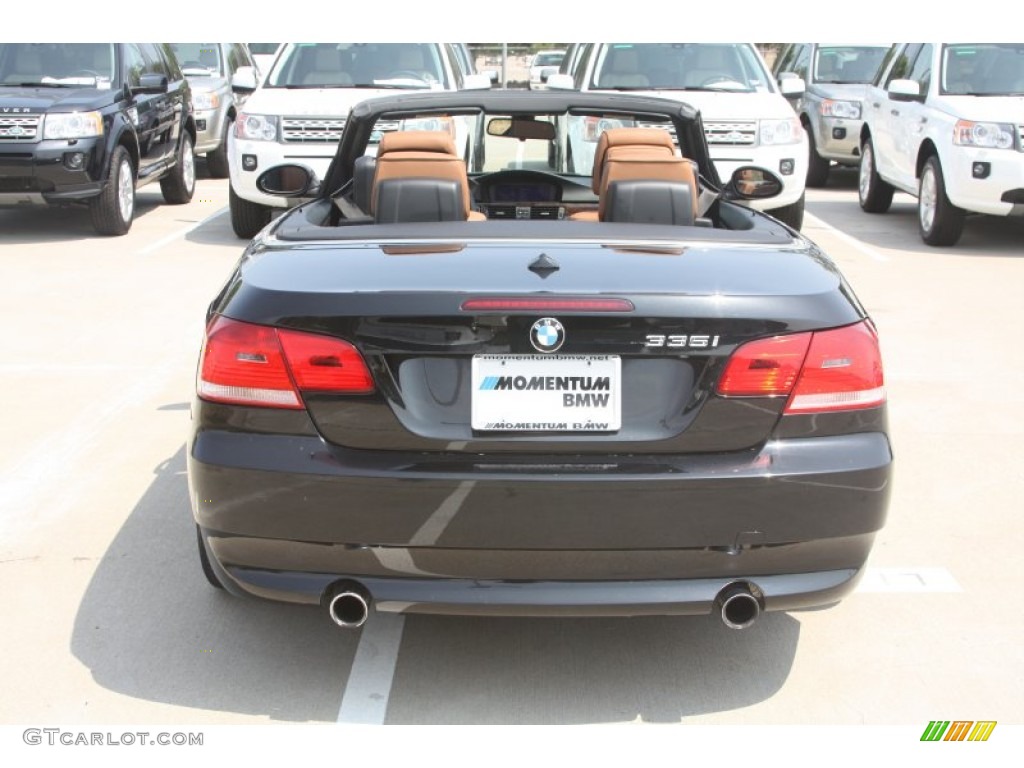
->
<box><xmin>232</xmin><ymin>69</ymin><xmax>258</xmax><ymax>94</ymax></box>
<box><xmin>546</xmin><ymin>73</ymin><xmax>575</xmax><ymax>91</ymax></box>
<box><xmin>779</xmin><ymin>77</ymin><xmax>806</xmax><ymax>97</ymax></box>
<box><xmin>887</xmin><ymin>78</ymin><xmax>922</xmax><ymax>101</ymax></box>
<box><xmin>235</xmin><ymin>65</ymin><xmax>260</xmax><ymax>85</ymax></box>
<box><xmin>133</xmin><ymin>74</ymin><xmax>168</xmax><ymax>95</ymax></box>
<box><xmin>462</xmin><ymin>73</ymin><xmax>492</xmax><ymax>91</ymax></box>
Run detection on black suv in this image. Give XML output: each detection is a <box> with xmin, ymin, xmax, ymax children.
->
<box><xmin>0</xmin><ymin>43</ymin><xmax>196</xmax><ymax>235</ymax></box>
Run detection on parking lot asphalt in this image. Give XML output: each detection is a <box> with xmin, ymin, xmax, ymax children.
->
<box><xmin>0</xmin><ymin>163</ymin><xmax>1022</xmax><ymax>729</ymax></box>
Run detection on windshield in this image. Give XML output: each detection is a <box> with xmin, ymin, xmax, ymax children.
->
<box><xmin>0</xmin><ymin>43</ymin><xmax>116</xmax><ymax>87</ymax></box>
<box><xmin>590</xmin><ymin>43</ymin><xmax>772</xmax><ymax>93</ymax></box>
<box><xmin>941</xmin><ymin>43</ymin><xmax>1024</xmax><ymax>95</ymax></box>
<box><xmin>170</xmin><ymin>43</ymin><xmax>223</xmax><ymax>77</ymax></box>
<box><xmin>534</xmin><ymin>52</ymin><xmax>565</xmax><ymax>67</ymax></box>
<box><xmin>248</xmin><ymin>43</ymin><xmax>280</xmax><ymax>56</ymax></box>
<box><xmin>813</xmin><ymin>45</ymin><xmax>888</xmax><ymax>84</ymax></box>
<box><xmin>268</xmin><ymin>43</ymin><xmax>447</xmax><ymax>89</ymax></box>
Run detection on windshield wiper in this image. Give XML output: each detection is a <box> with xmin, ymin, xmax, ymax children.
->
<box><xmin>7</xmin><ymin>81</ymin><xmax>78</xmax><ymax>88</ymax></box>
<box><xmin>955</xmin><ymin>91</ymin><xmax>1024</xmax><ymax>97</ymax></box>
<box><xmin>679</xmin><ymin>85</ymin><xmax>753</xmax><ymax>93</ymax></box>
<box><xmin>364</xmin><ymin>83</ymin><xmax>430</xmax><ymax>89</ymax></box>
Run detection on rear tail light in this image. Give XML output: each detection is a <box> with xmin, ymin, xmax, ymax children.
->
<box><xmin>198</xmin><ymin>317</ymin><xmax>374</xmax><ymax>409</ymax></box>
<box><xmin>786</xmin><ymin>321</ymin><xmax>885</xmax><ymax>413</ymax></box>
<box><xmin>717</xmin><ymin>321</ymin><xmax>885</xmax><ymax>414</ymax></box>
<box><xmin>716</xmin><ymin>332</ymin><xmax>811</xmax><ymax>397</ymax></box>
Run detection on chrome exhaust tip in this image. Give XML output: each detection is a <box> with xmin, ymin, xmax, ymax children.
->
<box><xmin>325</xmin><ymin>582</ymin><xmax>371</xmax><ymax>628</ymax></box>
<box><xmin>714</xmin><ymin>582</ymin><xmax>763</xmax><ymax>630</ymax></box>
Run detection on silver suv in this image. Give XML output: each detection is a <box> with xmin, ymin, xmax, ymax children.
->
<box><xmin>773</xmin><ymin>43</ymin><xmax>889</xmax><ymax>187</ymax></box>
<box><xmin>170</xmin><ymin>43</ymin><xmax>259</xmax><ymax>178</ymax></box>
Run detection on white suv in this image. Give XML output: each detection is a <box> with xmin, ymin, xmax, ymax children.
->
<box><xmin>548</xmin><ymin>43</ymin><xmax>808</xmax><ymax>229</ymax></box>
<box><xmin>227</xmin><ymin>42</ymin><xmax>489</xmax><ymax>238</ymax></box>
<box><xmin>859</xmin><ymin>43</ymin><xmax>1024</xmax><ymax>246</ymax></box>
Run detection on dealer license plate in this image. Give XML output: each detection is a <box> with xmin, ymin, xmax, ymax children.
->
<box><xmin>471</xmin><ymin>354</ymin><xmax>621</xmax><ymax>432</ymax></box>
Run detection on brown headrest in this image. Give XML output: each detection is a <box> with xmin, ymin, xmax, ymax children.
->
<box><xmin>591</xmin><ymin>128</ymin><xmax>676</xmax><ymax>192</ymax></box>
<box><xmin>378</xmin><ymin>130</ymin><xmax>456</xmax><ymax>157</ymax></box>
<box><xmin>599</xmin><ymin>151</ymin><xmax>698</xmax><ymax>219</ymax></box>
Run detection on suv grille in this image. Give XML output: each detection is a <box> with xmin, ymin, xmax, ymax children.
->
<box><xmin>281</xmin><ymin>117</ymin><xmax>345</xmax><ymax>143</ymax></box>
<box><xmin>704</xmin><ymin>121</ymin><xmax>758</xmax><ymax>146</ymax></box>
<box><xmin>636</xmin><ymin>120</ymin><xmax>678</xmax><ymax>144</ymax></box>
<box><xmin>0</xmin><ymin>115</ymin><xmax>42</xmax><ymax>142</ymax></box>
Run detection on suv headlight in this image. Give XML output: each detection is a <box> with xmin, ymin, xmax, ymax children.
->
<box><xmin>42</xmin><ymin>111</ymin><xmax>104</xmax><ymax>140</ymax></box>
<box><xmin>192</xmin><ymin>90</ymin><xmax>221</xmax><ymax>111</ymax></box>
<box><xmin>235</xmin><ymin>113</ymin><xmax>278</xmax><ymax>142</ymax></box>
<box><xmin>953</xmin><ymin>120</ymin><xmax>1015</xmax><ymax>150</ymax></box>
<box><xmin>820</xmin><ymin>99</ymin><xmax>861</xmax><ymax>119</ymax></box>
<box><xmin>400</xmin><ymin>116</ymin><xmax>454</xmax><ymax>138</ymax></box>
<box><xmin>759</xmin><ymin>117</ymin><xmax>803</xmax><ymax>146</ymax></box>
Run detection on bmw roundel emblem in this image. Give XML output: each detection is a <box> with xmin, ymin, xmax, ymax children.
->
<box><xmin>530</xmin><ymin>317</ymin><xmax>565</xmax><ymax>353</ymax></box>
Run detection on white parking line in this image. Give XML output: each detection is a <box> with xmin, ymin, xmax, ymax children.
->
<box><xmin>856</xmin><ymin>567</ymin><xmax>962</xmax><ymax>593</ymax></box>
<box><xmin>329</xmin><ymin>564</ymin><xmax>959</xmax><ymax>724</ymax></box>
<box><xmin>804</xmin><ymin>211</ymin><xmax>891</xmax><ymax>263</ymax></box>
<box><xmin>337</xmin><ymin>612</ymin><xmax>406</xmax><ymax>724</ymax></box>
<box><xmin>137</xmin><ymin>206</ymin><xmax>228</xmax><ymax>256</ymax></box>
<box><xmin>409</xmin><ymin>480</ymin><xmax>476</xmax><ymax>546</ymax></box>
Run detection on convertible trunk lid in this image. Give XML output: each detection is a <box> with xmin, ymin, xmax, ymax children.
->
<box><xmin>216</xmin><ymin>234</ymin><xmax>864</xmax><ymax>455</ymax></box>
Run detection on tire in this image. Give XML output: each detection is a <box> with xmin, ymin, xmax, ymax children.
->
<box><xmin>229</xmin><ymin>185</ymin><xmax>272</xmax><ymax>239</ymax></box>
<box><xmin>205</xmin><ymin>119</ymin><xmax>232</xmax><ymax>179</ymax></box>
<box><xmin>160</xmin><ymin>131</ymin><xmax>196</xmax><ymax>204</ymax></box>
<box><xmin>805</xmin><ymin>125</ymin><xmax>831</xmax><ymax>188</ymax></box>
<box><xmin>89</xmin><ymin>146</ymin><xmax>135</xmax><ymax>236</ymax></box>
<box><xmin>196</xmin><ymin>525</ymin><xmax>225</xmax><ymax>590</ymax></box>
<box><xmin>858</xmin><ymin>136</ymin><xmax>894</xmax><ymax>213</ymax></box>
<box><xmin>918</xmin><ymin>155</ymin><xmax>965</xmax><ymax>247</ymax></box>
<box><xmin>768</xmin><ymin>192</ymin><xmax>805</xmax><ymax>231</ymax></box>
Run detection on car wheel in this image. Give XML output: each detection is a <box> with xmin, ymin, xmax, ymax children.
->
<box><xmin>858</xmin><ymin>136</ymin><xmax>894</xmax><ymax>213</ymax></box>
<box><xmin>160</xmin><ymin>132</ymin><xmax>196</xmax><ymax>204</ymax></box>
<box><xmin>918</xmin><ymin>155</ymin><xmax>965</xmax><ymax>247</ymax></box>
<box><xmin>805</xmin><ymin>125</ymin><xmax>830</xmax><ymax>188</ymax></box>
<box><xmin>89</xmin><ymin>145</ymin><xmax>135</xmax><ymax>236</ymax></box>
<box><xmin>768</xmin><ymin>192</ymin><xmax>805</xmax><ymax>231</ymax></box>
<box><xmin>196</xmin><ymin>525</ymin><xmax>225</xmax><ymax>590</ymax></box>
<box><xmin>229</xmin><ymin>185</ymin><xmax>272</xmax><ymax>239</ymax></box>
<box><xmin>204</xmin><ymin>119</ymin><xmax>232</xmax><ymax>179</ymax></box>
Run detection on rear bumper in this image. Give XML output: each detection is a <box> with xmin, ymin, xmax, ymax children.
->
<box><xmin>209</xmin><ymin>557</ymin><xmax>869</xmax><ymax>617</ymax></box>
<box><xmin>189</xmin><ymin>424</ymin><xmax>892</xmax><ymax>615</ymax></box>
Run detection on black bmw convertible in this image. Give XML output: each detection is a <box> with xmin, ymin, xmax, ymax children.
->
<box><xmin>187</xmin><ymin>90</ymin><xmax>891</xmax><ymax>630</ymax></box>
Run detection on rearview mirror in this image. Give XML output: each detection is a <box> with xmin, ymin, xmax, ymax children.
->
<box><xmin>487</xmin><ymin>117</ymin><xmax>556</xmax><ymax>141</ymax></box>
